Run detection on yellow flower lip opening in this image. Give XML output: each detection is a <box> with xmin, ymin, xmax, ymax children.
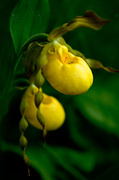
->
<box><xmin>20</xmin><ymin>85</ymin><xmax>65</xmax><ymax>131</ymax></box>
<box><xmin>48</xmin><ymin>41</ymin><xmax>77</xmax><ymax>65</ymax></box>
<box><xmin>43</xmin><ymin>41</ymin><xmax>93</xmax><ymax>95</ymax></box>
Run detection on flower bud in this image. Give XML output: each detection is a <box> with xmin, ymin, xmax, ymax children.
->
<box><xmin>43</xmin><ymin>41</ymin><xmax>93</xmax><ymax>95</ymax></box>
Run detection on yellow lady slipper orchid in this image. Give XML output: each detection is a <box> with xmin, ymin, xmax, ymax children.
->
<box><xmin>20</xmin><ymin>84</ymin><xmax>65</xmax><ymax>131</ymax></box>
<box><xmin>43</xmin><ymin>41</ymin><xmax>93</xmax><ymax>95</ymax></box>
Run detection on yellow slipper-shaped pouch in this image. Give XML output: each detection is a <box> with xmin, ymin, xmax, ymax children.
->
<box><xmin>20</xmin><ymin>84</ymin><xmax>65</xmax><ymax>131</ymax></box>
<box><xmin>43</xmin><ymin>41</ymin><xmax>93</xmax><ymax>95</ymax></box>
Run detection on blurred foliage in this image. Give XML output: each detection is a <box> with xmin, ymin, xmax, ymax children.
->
<box><xmin>10</xmin><ymin>0</ymin><xmax>49</xmax><ymax>54</ymax></box>
<box><xmin>1</xmin><ymin>0</ymin><xmax>119</xmax><ymax>179</ymax></box>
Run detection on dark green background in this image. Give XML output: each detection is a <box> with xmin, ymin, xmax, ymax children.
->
<box><xmin>1</xmin><ymin>0</ymin><xmax>119</xmax><ymax>179</ymax></box>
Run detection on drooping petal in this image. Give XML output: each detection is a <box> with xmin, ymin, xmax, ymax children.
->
<box><xmin>86</xmin><ymin>59</ymin><xmax>119</xmax><ymax>72</ymax></box>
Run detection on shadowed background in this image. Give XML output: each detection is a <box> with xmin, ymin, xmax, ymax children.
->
<box><xmin>0</xmin><ymin>0</ymin><xmax>119</xmax><ymax>179</ymax></box>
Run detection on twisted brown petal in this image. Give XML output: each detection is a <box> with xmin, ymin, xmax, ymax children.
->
<box><xmin>48</xmin><ymin>10</ymin><xmax>110</xmax><ymax>41</ymax></box>
<box><xmin>86</xmin><ymin>59</ymin><xmax>119</xmax><ymax>72</ymax></box>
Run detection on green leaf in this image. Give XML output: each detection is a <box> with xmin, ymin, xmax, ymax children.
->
<box><xmin>94</xmin><ymin>164</ymin><xmax>119</xmax><ymax>180</ymax></box>
<box><xmin>66</xmin><ymin>105</ymin><xmax>95</xmax><ymax>149</ymax></box>
<box><xmin>45</xmin><ymin>146</ymin><xmax>96</xmax><ymax>172</ymax></box>
<box><xmin>10</xmin><ymin>0</ymin><xmax>50</xmax><ymax>54</ymax></box>
<box><xmin>48</xmin><ymin>10</ymin><xmax>110</xmax><ymax>41</ymax></box>
<box><xmin>27</xmin><ymin>145</ymin><xmax>91</xmax><ymax>180</ymax></box>
<box><xmin>86</xmin><ymin>59</ymin><xmax>119</xmax><ymax>72</ymax></box>
<box><xmin>0</xmin><ymin>140</ymin><xmax>92</xmax><ymax>180</ymax></box>
<box><xmin>74</xmin><ymin>75</ymin><xmax>119</xmax><ymax>136</ymax></box>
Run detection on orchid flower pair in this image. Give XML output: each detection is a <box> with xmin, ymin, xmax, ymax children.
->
<box><xmin>19</xmin><ymin>11</ymin><xmax>118</xmax><ymax>174</ymax></box>
<box><xmin>20</xmin><ymin>11</ymin><xmax>118</xmax><ymax>132</ymax></box>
